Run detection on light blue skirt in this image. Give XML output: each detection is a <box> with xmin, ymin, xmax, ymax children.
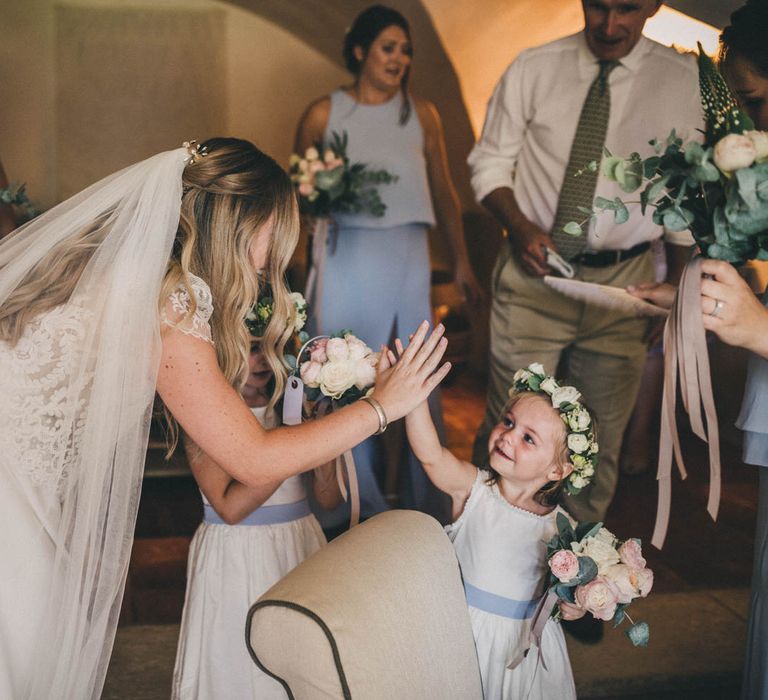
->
<box><xmin>308</xmin><ymin>223</ymin><xmax>449</xmax><ymax>525</ymax></box>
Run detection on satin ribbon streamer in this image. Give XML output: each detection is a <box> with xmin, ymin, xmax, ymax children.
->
<box><xmin>316</xmin><ymin>402</ymin><xmax>360</xmax><ymax>528</ymax></box>
<box><xmin>304</xmin><ymin>217</ymin><xmax>336</xmax><ymax>334</ymax></box>
<box><xmin>652</xmin><ymin>256</ymin><xmax>721</xmax><ymax>548</ymax></box>
<box><xmin>506</xmin><ymin>588</ymin><xmax>559</xmax><ymax>671</ymax></box>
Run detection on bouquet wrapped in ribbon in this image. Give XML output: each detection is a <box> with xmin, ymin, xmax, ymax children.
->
<box><xmin>563</xmin><ymin>47</ymin><xmax>768</xmax><ymax>548</ymax></box>
<box><xmin>546</xmin><ymin>514</ymin><xmax>653</xmax><ymax>647</ymax></box>
<box><xmin>282</xmin><ymin>330</ymin><xmax>380</xmax><ymax>527</ymax></box>
<box><xmin>290</xmin><ymin>131</ymin><xmax>398</xmax><ymax>332</ymax></box>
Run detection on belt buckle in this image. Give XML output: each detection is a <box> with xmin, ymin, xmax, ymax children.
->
<box><xmin>613</xmin><ymin>249</ymin><xmax>622</xmax><ymax>265</ymax></box>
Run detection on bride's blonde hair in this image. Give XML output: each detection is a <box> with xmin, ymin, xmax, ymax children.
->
<box><xmin>162</xmin><ymin>137</ymin><xmax>299</xmax><ymax>451</ymax></box>
<box><xmin>0</xmin><ymin>137</ymin><xmax>299</xmax><ymax>453</ymax></box>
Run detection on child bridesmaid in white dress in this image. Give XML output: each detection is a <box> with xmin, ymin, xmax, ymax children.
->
<box><xmin>172</xmin><ymin>335</ymin><xmax>341</xmax><ymax>699</ymax></box>
<box><xmin>405</xmin><ymin>362</ymin><xmax>599</xmax><ymax>699</ymax></box>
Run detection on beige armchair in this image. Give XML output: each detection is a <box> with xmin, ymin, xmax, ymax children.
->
<box><xmin>246</xmin><ymin>510</ymin><xmax>482</xmax><ymax>699</ymax></box>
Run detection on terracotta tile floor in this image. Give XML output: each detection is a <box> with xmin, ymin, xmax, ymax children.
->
<box><xmin>123</xmin><ymin>369</ymin><xmax>758</xmax><ymax>624</ymax></box>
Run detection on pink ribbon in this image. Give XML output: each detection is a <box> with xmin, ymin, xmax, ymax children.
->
<box><xmin>652</xmin><ymin>256</ymin><xmax>721</xmax><ymax>548</ymax></box>
<box><xmin>304</xmin><ymin>217</ymin><xmax>336</xmax><ymax>335</ymax></box>
<box><xmin>506</xmin><ymin>588</ymin><xmax>559</xmax><ymax>671</ymax></box>
<box><xmin>316</xmin><ymin>401</ymin><xmax>360</xmax><ymax>528</ymax></box>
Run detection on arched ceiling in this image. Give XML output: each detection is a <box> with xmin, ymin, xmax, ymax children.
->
<box><xmin>224</xmin><ymin>0</ymin><xmax>478</xmax><ymax>207</ymax></box>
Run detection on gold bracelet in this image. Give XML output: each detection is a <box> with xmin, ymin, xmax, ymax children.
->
<box><xmin>361</xmin><ymin>396</ymin><xmax>388</xmax><ymax>435</ymax></box>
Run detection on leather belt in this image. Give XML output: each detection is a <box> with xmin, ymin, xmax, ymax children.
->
<box><xmin>572</xmin><ymin>241</ymin><xmax>651</xmax><ymax>267</ymax></box>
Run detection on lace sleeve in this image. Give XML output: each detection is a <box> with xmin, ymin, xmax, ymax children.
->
<box><xmin>161</xmin><ymin>273</ymin><xmax>214</xmax><ymax>345</ymax></box>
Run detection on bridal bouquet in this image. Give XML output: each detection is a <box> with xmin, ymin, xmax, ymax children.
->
<box><xmin>298</xmin><ymin>332</ymin><xmax>379</xmax><ymax>407</ymax></box>
<box><xmin>289</xmin><ymin>131</ymin><xmax>398</xmax><ymax>218</ymax></box>
<box><xmin>547</xmin><ymin>513</ymin><xmax>653</xmax><ymax>647</ymax></box>
<box><xmin>567</xmin><ymin>48</ymin><xmax>767</xmax><ymax>265</ymax></box>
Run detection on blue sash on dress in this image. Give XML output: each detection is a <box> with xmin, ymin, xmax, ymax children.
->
<box><xmin>203</xmin><ymin>499</ymin><xmax>311</xmax><ymax>526</ymax></box>
<box><xmin>464</xmin><ymin>581</ymin><xmax>540</xmax><ymax>620</ymax></box>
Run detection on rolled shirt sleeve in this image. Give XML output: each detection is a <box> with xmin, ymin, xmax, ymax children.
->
<box><xmin>467</xmin><ymin>58</ymin><xmax>528</xmax><ymax>204</ymax></box>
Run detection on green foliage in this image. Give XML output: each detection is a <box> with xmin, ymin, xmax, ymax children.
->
<box><xmin>292</xmin><ymin>130</ymin><xmax>398</xmax><ymax>218</ymax></box>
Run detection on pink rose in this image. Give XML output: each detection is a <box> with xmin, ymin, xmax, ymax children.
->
<box><xmin>549</xmin><ymin>550</ymin><xmax>580</xmax><ymax>583</ymax></box>
<box><xmin>309</xmin><ymin>160</ymin><xmax>325</xmax><ymax>174</ymax></box>
<box><xmin>618</xmin><ymin>539</ymin><xmax>646</xmax><ymax>570</ymax></box>
<box><xmin>300</xmin><ymin>360</ymin><xmax>322</xmax><ymax>388</ymax></box>
<box><xmin>325</xmin><ymin>337</ymin><xmax>349</xmax><ymax>362</ymax></box>
<box><xmin>310</xmin><ymin>338</ymin><xmax>328</xmax><ymax>363</ymax></box>
<box><xmin>354</xmin><ymin>358</ymin><xmax>376</xmax><ymax>391</ymax></box>
<box><xmin>326</xmin><ymin>158</ymin><xmax>344</xmax><ymax>170</ymax></box>
<box><xmin>574</xmin><ymin>576</ymin><xmax>620</xmax><ymax>621</ymax></box>
<box><xmin>636</xmin><ymin>567</ymin><xmax>654</xmax><ymax>597</ymax></box>
<box><xmin>602</xmin><ymin>564</ymin><xmax>638</xmax><ymax>604</ymax></box>
<box><xmin>298</xmin><ymin>182</ymin><xmax>315</xmax><ymax>197</ymax></box>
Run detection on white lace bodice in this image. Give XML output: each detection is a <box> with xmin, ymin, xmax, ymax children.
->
<box><xmin>161</xmin><ymin>273</ymin><xmax>214</xmax><ymax>345</ymax></box>
<box><xmin>0</xmin><ymin>303</ymin><xmax>93</xmax><ymax>493</ymax></box>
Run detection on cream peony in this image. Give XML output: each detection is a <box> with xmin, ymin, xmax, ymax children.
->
<box><xmin>323</xmin><ymin>148</ymin><xmax>336</xmax><ymax>164</ymax></box>
<box><xmin>300</xmin><ymin>360</ymin><xmax>322</xmax><ymax>388</ymax></box>
<box><xmin>354</xmin><ymin>358</ymin><xmax>376</xmax><ymax>391</ymax></box>
<box><xmin>746</xmin><ymin>130</ymin><xmax>768</xmax><ymax>162</ymax></box>
<box><xmin>551</xmin><ymin>385</ymin><xmax>581</xmax><ymax>408</ymax></box>
<box><xmin>304</xmin><ymin>146</ymin><xmax>320</xmax><ymax>162</ymax></box>
<box><xmin>345</xmin><ymin>334</ymin><xmax>369</xmax><ymax>361</ymax></box>
<box><xmin>602</xmin><ymin>564</ymin><xmax>639</xmax><ymax>605</ymax></box>
<box><xmin>713</xmin><ymin>133</ymin><xmax>757</xmax><ymax>173</ymax></box>
<box><xmin>636</xmin><ymin>567</ymin><xmax>654</xmax><ymax>597</ymax></box>
<box><xmin>568</xmin><ymin>433</ymin><xmax>590</xmax><ymax>454</ymax></box>
<box><xmin>319</xmin><ymin>360</ymin><xmax>357</xmax><ymax>398</ymax></box>
<box><xmin>325</xmin><ymin>337</ymin><xmax>349</xmax><ymax>362</ymax></box>
<box><xmin>574</xmin><ymin>576</ymin><xmax>620</xmax><ymax>621</ymax></box>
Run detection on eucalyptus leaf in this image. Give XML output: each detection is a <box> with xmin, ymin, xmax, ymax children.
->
<box><xmin>563</xmin><ymin>221</ymin><xmax>583</xmax><ymax>236</ymax></box>
<box><xmin>647</xmin><ymin>175</ymin><xmax>670</xmax><ymax>204</ymax></box>
<box><xmin>573</xmin><ymin>555</ymin><xmax>598</xmax><ymax>585</ymax></box>
<box><xmin>625</xmin><ymin>622</ymin><xmax>650</xmax><ymax>647</ymax></box>
<box><xmin>594</xmin><ymin>196</ymin><xmax>617</xmax><ymax>210</ymax></box>
<box><xmin>614</xmin><ymin>200</ymin><xmax>630</xmax><ymax>224</ymax></box>
<box><xmin>662</xmin><ymin>207</ymin><xmax>694</xmax><ymax>232</ymax></box>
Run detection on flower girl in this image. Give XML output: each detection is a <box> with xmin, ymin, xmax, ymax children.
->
<box><xmin>172</xmin><ymin>331</ymin><xmax>341</xmax><ymax>699</ymax></box>
<box><xmin>405</xmin><ymin>362</ymin><xmax>597</xmax><ymax>699</ymax></box>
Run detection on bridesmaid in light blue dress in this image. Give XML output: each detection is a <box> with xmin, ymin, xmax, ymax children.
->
<box><xmin>295</xmin><ymin>5</ymin><xmax>482</xmax><ymax>527</ymax></box>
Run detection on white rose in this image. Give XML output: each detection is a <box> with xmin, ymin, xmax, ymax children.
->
<box><xmin>528</xmin><ymin>362</ymin><xmax>545</xmax><ymax>375</ymax></box>
<box><xmin>568</xmin><ymin>433</ymin><xmax>589</xmax><ymax>454</ymax></box>
<box><xmin>571</xmin><ymin>530</ymin><xmax>620</xmax><ymax>571</ymax></box>
<box><xmin>567</xmin><ymin>408</ymin><xmax>591</xmax><ymax>431</ymax></box>
<box><xmin>570</xmin><ymin>474</ymin><xmax>588</xmax><ymax>490</ymax></box>
<box><xmin>746</xmin><ymin>130</ymin><xmax>768</xmax><ymax>162</ymax></box>
<box><xmin>582</xmin><ymin>462</ymin><xmax>595</xmax><ymax>477</ymax></box>
<box><xmin>319</xmin><ymin>360</ymin><xmax>356</xmax><ymax>398</ymax></box>
<box><xmin>323</xmin><ymin>148</ymin><xmax>336</xmax><ymax>164</ymax></box>
<box><xmin>540</xmin><ymin>377</ymin><xmax>559</xmax><ymax>395</ymax></box>
<box><xmin>289</xmin><ymin>292</ymin><xmax>307</xmax><ymax>331</ymax></box>
<box><xmin>713</xmin><ymin>133</ymin><xmax>757</xmax><ymax>173</ymax></box>
<box><xmin>304</xmin><ymin>146</ymin><xmax>320</xmax><ymax>162</ymax></box>
<box><xmin>551</xmin><ymin>385</ymin><xmax>581</xmax><ymax>408</ymax></box>
<box><xmin>325</xmin><ymin>337</ymin><xmax>349</xmax><ymax>362</ymax></box>
<box><xmin>345</xmin><ymin>334</ymin><xmax>369</xmax><ymax>361</ymax></box>
<box><xmin>354</xmin><ymin>357</ymin><xmax>376</xmax><ymax>390</ymax></box>
<box><xmin>512</xmin><ymin>368</ymin><xmax>532</xmax><ymax>384</ymax></box>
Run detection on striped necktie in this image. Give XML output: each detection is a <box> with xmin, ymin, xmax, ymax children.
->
<box><xmin>550</xmin><ymin>60</ymin><xmax>619</xmax><ymax>261</ymax></box>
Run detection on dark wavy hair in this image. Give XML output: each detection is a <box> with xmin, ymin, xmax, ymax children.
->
<box><xmin>342</xmin><ymin>5</ymin><xmax>412</xmax><ymax>125</ymax></box>
<box><xmin>719</xmin><ymin>1</ymin><xmax>768</xmax><ymax>76</ymax></box>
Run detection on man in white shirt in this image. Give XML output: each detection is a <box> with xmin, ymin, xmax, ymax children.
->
<box><xmin>468</xmin><ymin>0</ymin><xmax>702</xmax><ymax>523</ymax></box>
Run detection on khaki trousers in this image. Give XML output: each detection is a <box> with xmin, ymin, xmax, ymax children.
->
<box><xmin>472</xmin><ymin>243</ymin><xmax>655</xmax><ymax>523</ymax></box>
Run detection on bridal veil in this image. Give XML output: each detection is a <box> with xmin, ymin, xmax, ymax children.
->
<box><xmin>0</xmin><ymin>147</ymin><xmax>188</xmax><ymax>698</ymax></box>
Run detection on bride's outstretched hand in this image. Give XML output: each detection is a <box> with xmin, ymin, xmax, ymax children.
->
<box><xmin>370</xmin><ymin>321</ymin><xmax>450</xmax><ymax>422</ymax></box>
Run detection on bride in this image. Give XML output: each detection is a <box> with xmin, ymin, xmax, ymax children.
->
<box><xmin>0</xmin><ymin>137</ymin><xmax>449</xmax><ymax>699</ymax></box>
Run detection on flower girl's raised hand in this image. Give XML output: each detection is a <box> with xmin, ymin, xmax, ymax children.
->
<box><xmin>370</xmin><ymin>321</ymin><xmax>450</xmax><ymax>422</ymax></box>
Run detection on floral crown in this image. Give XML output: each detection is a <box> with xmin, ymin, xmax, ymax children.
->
<box><xmin>511</xmin><ymin>363</ymin><xmax>598</xmax><ymax>496</ymax></box>
<box><xmin>245</xmin><ymin>290</ymin><xmax>308</xmax><ymax>338</ymax></box>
